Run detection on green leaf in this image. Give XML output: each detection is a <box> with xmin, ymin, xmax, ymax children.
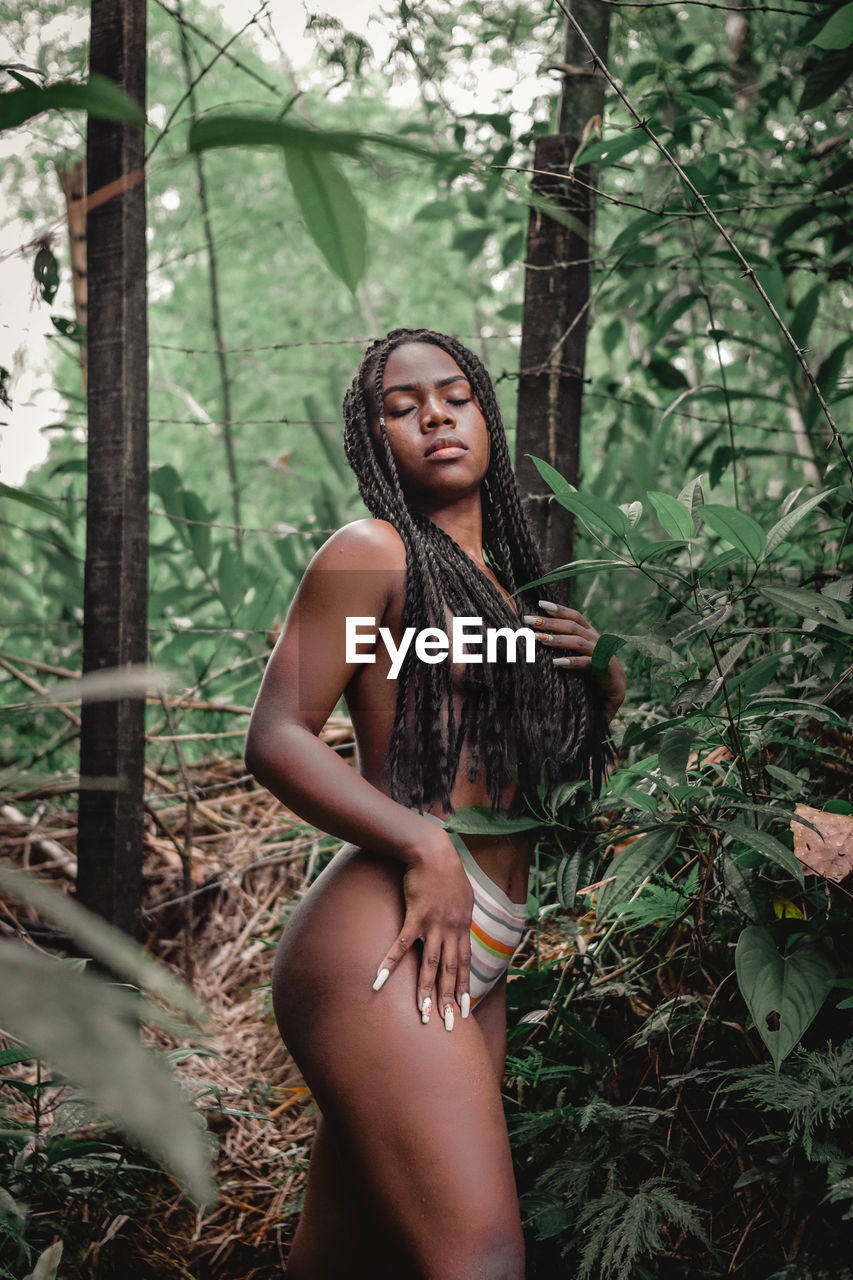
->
<box><xmin>0</xmin><ymin>1045</ymin><xmax>33</xmax><ymax>1068</ymax></box>
<box><xmin>648</xmin><ymin>358</ymin><xmax>690</xmax><ymax>390</ymax></box>
<box><xmin>557</xmin><ymin>851</ymin><xmax>583</xmax><ymax>910</ymax></box>
<box><xmin>718</xmin><ymin>819</ymin><xmax>804</xmax><ymax>886</ymax></box>
<box><xmin>446</xmin><ymin>806</ymin><xmax>543</xmax><ymax>836</ymax></box>
<box><xmin>646</xmin><ymin>490</ymin><xmax>694</xmax><ymax>540</ymax></box>
<box><xmin>452</xmin><ymin>225</ymin><xmax>489</xmax><ymax>261</ymax></box>
<box><xmin>658</xmin><ymin>727</ymin><xmax>694</xmax><ymax>785</ymax></box>
<box><xmin>619</xmin><ymin>499</ymin><xmax>643</xmax><ymax>530</ymax></box>
<box><xmin>179</xmin><ymin>490</ymin><xmax>213</xmax><ymax>572</ymax></box>
<box><xmin>187</xmin><ymin>115</ymin><xmax>442</xmax><ymax>162</ymax></box>
<box><xmin>285</xmin><ymin>148</ymin><xmax>366</xmax><ymax>293</ymax></box>
<box><xmin>811</xmin><ymin>3</ymin><xmax>853</xmax><ymax>49</ymax></box>
<box><xmin>735</xmin><ymin>925</ymin><xmax>835</xmax><ymax>1068</ymax></box>
<box><xmin>672</xmin><ymin>602</ymin><xmax>732</xmax><ymax>643</ymax></box>
<box><xmin>0</xmin><ymin>865</ymin><xmax>205</xmax><ymax>1023</ymax></box>
<box><xmin>700</xmin><ymin>505</ymin><xmax>766</xmax><ymax>561</ymax></box>
<box><xmin>591</xmin><ymin>632</ymin><xmax>626</xmax><ymax>675</ymax></box>
<box><xmin>527</xmin><ymin>454</ymin><xmax>574</xmax><ymax>500</ymax></box>
<box><xmin>798</xmin><ymin>48</ymin><xmax>852</xmax><ymax>110</ymax></box>
<box><xmin>758</xmin><ymin>585</ymin><xmax>847</xmax><ymax>624</ymax></box>
<box><xmin>0</xmin><ymin>480</ymin><xmax>63</xmax><ymax>518</ymax></box>
<box><xmin>676</xmin><ymin>473</ymin><xmax>701</xmax><ymax>517</ymax></box>
<box><xmin>0</xmin><ymin>74</ymin><xmax>145</xmax><ymax>131</ymax></box>
<box><xmin>27</xmin><ymin>1241</ymin><xmax>63</xmax><ymax>1280</ymax></box>
<box><xmin>554</xmin><ymin>491</ymin><xmax>631</xmax><ymax>538</ymax></box>
<box><xmin>597</xmin><ymin>826</ymin><xmax>679</xmax><ymax>918</ymax></box>
<box><xmin>761</xmin><ymin>489</ymin><xmax>836</xmax><ymax>561</ymax></box>
<box><xmin>217</xmin><ymin>545</ymin><xmax>245</xmax><ymax>616</ymax></box>
<box><xmin>574</xmin><ymin>127</ymin><xmax>651</xmax><ymax>168</ymax></box>
<box><xmin>0</xmin><ymin>945</ymin><xmax>214</xmax><ymax>1205</ymax></box>
<box><xmin>414</xmin><ymin>199</ymin><xmax>458</xmax><ymax>221</ymax></box>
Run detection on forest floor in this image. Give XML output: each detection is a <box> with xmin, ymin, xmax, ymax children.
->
<box><xmin>0</xmin><ymin>722</ymin><xmax>571</xmax><ymax>1279</ymax></box>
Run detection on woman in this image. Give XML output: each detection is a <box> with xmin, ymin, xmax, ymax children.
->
<box><xmin>245</xmin><ymin>329</ymin><xmax>626</xmax><ymax>1279</ymax></box>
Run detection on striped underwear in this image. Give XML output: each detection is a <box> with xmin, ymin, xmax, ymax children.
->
<box><xmin>423</xmin><ymin>814</ymin><xmax>528</xmax><ymax>1007</ymax></box>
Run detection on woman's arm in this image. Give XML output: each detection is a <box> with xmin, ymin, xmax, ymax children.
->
<box><xmin>245</xmin><ymin>518</ymin><xmax>474</xmax><ymax>1025</ymax></box>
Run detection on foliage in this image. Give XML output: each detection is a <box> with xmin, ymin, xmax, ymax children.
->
<box><xmin>2</xmin><ymin>0</ymin><xmax>852</xmax><ymax>1273</ymax></box>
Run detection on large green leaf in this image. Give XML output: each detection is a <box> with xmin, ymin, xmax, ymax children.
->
<box><xmin>758</xmin><ymin>585</ymin><xmax>848</xmax><ymax>625</ymax></box>
<box><xmin>527</xmin><ymin>454</ymin><xmax>574</xmax><ymax>500</ymax></box>
<box><xmin>701</xmin><ymin>505</ymin><xmax>766</xmax><ymax>561</ymax></box>
<box><xmin>717</xmin><ymin>819</ymin><xmax>804</xmax><ymax>886</ymax></box>
<box><xmin>677</xmin><ymin>474</ymin><xmax>705</xmax><ymax>522</ymax></box>
<box><xmin>658</xmin><ymin>727</ymin><xmax>694</xmax><ymax>785</ymax></box>
<box><xmin>284</xmin><ymin>147</ymin><xmax>366</xmax><ymax>293</ymax></box>
<box><xmin>180</xmin><ymin>490</ymin><xmax>213</xmax><ymax>572</ymax></box>
<box><xmin>0</xmin><ymin>865</ymin><xmax>205</xmax><ymax>1023</ymax></box>
<box><xmin>217</xmin><ymin>545</ymin><xmax>245</xmax><ymax>616</ymax></box>
<box><xmin>0</xmin><ymin>74</ymin><xmax>145</xmax><ymax>131</ymax></box>
<box><xmin>187</xmin><ymin>115</ymin><xmax>443</xmax><ymax>162</ymax></box>
<box><xmin>446</xmin><ymin>806</ymin><xmax>543</xmax><ymax>835</ymax></box>
<box><xmin>553</xmin><ymin>490</ymin><xmax>631</xmax><ymax>538</ymax></box>
<box><xmin>590</xmin><ymin>632</ymin><xmax>626</xmax><ymax>675</ymax></box>
<box><xmin>735</xmin><ymin>926</ymin><xmax>835</xmax><ymax>1069</ymax></box>
<box><xmin>810</xmin><ymin>3</ymin><xmax>853</xmax><ymax>49</ymax></box>
<box><xmin>597</xmin><ymin>826</ymin><xmax>679</xmax><ymax>918</ymax></box>
<box><xmin>0</xmin><ymin>945</ymin><xmax>214</xmax><ymax>1205</ymax></box>
<box><xmin>0</xmin><ymin>481</ymin><xmax>63</xmax><ymax>518</ymax></box>
<box><xmin>646</xmin><ymin>491</ymin><xmax>694</xmax><ymax>540</ymax></box>
<box><xmin>761</xmin><ymin>489</ymin><xmax>836</xmax><ymax>560</ymax></box>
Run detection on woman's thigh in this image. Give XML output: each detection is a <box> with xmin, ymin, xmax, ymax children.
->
<box><xmin>273</xmin><ymin>846</ymin><xmax>524</xmax><ymax>1278</ymax></box>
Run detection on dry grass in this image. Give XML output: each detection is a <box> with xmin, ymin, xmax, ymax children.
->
<box><xmin>0</xmin><ymin>721</ymin><xmax>357</xmax><ymax>1278</ymax></box>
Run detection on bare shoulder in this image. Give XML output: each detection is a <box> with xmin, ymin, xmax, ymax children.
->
<box><xmin>309</xmin><ymin>518</ymin><xmax>407</xmax><ymax>573</ymax></box>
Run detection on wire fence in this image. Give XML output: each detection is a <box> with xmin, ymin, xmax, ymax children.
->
<box><xmin>2</xmin><ymin>0</ymin><xmax>849</xmax><ymax>811</ymax></box>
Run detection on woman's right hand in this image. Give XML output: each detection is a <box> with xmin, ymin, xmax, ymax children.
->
<box><xmin>372</xmin><ymin>831</ymin><xmax>474</xmax><ymax>1031</ymax></box>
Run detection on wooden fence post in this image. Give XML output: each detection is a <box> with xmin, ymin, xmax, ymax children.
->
<box><xmin>76</xmin><ymin>0</ymin><xmax>148</xmax><ymax>933</ymax></box>
<box><xmin>515</xmin><ymin>0</ymin><xmax>611</xmax><ymax>579</ymax></box>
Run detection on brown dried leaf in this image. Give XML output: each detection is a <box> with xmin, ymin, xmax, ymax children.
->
<box><xmin>792</xmin><ymin>804</ymin><xmax>853</xmax><ymax>882</ymax></box>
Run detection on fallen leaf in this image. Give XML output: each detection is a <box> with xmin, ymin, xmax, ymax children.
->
<box><xmin>792</xmin><ymin>804</ymin><xmax>853</xmax><ymax>882</ymax></box>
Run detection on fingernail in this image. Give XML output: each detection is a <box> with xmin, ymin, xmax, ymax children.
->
<box><xmin>372</xmin><ymin>967</ymin><xmax>390</xmax><ymax>991</ymax></box>
<box><xmin>443</xmin><ymin>1003</ymin><xmax>454</xmax><ymax>1032</ymax></box>
<box><xmin>553</xmin><ymin>656</ymin><xmax>574</xmax><ymax>666</ymax></box>
<box><xmin>522</xmin><ymin>614</ymin><xmax>544</xmax><ymax>627</ymax></box>
<box><xmin>538</xmin><ymin>600</ymin><xmax>559</xmax><ymax>613</ymax></box>
<box><xmin>421</xmin><ymin>996</ymin><xmax>432</xmax><ymax>1024</ymax></box>
<box><xmin>460</xmin><ymin>993</ymin><xmax>470</xmax><ymax>1019</ymax></box>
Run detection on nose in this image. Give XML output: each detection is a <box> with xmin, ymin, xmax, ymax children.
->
<box><xmin>419</xmin><ymin>392</ymin><xmax>454</xmax><ymax>431</ymax></box>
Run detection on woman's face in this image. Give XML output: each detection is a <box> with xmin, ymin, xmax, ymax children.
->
<box><xmin>373</xmin><ymin>343</ymin><xmax>491</xmax><ymax>508</ymax></box>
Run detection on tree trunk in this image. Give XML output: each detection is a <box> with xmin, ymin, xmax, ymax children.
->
<box><xmin>76</xmin><ymin>0</ymin><xmax>148</xmax><ymax>933</ymax></box>
<box><xmin>515</xmin><ymin>0</ymin><xmax>611</xmax><ymax>580</ymax></box>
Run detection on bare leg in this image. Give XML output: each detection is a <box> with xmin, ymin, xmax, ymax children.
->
<box><xmin>275</xmin><ymin>846</ymin><xmax>525</xmax><ymax>1280</ymax></box>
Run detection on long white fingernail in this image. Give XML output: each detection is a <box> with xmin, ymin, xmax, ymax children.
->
<box><xmin>372</xmin><ymin>967</ymin><xmax>390</xmax><ymax>991</ymax></box>
<box><xmin>443</xmin><ymin>1003</ymin><xmax>454</xmax><ymax>1032</ymax></box>
<box><xmin>539</xmin><ymin>600</ymin><xmax>559</xmax><ymax>613</ymax></box>
<box><xmin>460</xmin><ymin>993</ymin><xmax>470</xmax><ymax>1019</ymax></box>
<box><xmin>553</xmin><ymin>657</ymin><xmax>574</xmax><ymax>666</ymax></box>
<box><xmin>421</xmin><ymin>996</ymin><xmax>432</xmax><ymax>1025</ymax></box>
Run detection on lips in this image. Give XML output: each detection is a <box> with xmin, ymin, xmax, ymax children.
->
<box><xmin>425</xmin><ymin>437</ymin><xmax>468</xmax><ymax>458</ymax></box>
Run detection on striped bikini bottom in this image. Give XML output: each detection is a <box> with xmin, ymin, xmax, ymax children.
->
<box><xmin>423</xmin><ymin>813</ymin><xmax>528</xmax><ymax>1008</ymax></box>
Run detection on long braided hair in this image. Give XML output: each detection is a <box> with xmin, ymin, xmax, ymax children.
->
<box><xmin>343</xmin><ymin>327</ymin><xmax>611</xmax><ymax>813</ymax></box>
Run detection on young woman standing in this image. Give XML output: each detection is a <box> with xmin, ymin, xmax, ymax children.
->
<box><xmin>245</xmin><ymin>329</ymin><xmax>626</xmax><ymax>1279</ymax></box>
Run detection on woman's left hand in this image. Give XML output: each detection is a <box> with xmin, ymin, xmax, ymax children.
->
<box><xmin>523</xmin><ymin>599</ymin><xmax>627</xmax><ymax>721</ymax></box>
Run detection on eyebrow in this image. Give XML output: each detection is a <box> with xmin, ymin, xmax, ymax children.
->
<box><xmin>382</xmin><ymin>375</ymin><xmax>469</xmax><ymax>398</ymax></box>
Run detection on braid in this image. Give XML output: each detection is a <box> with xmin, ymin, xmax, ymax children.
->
<box><xmin>342</xmin><ymin>328</ymin><xmax>612</xmax><ymax>812</ymax></box>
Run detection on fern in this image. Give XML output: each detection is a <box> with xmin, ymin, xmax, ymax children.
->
<box><xmin>722</xmin><ymin>1042</ymin><xmax>853</xmax><ymax>1160</ymax></box>
<box><xmin>575</xmin><ymin>1177</ymin><xmax>710</xmax><ymax>1280</ymax></box>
